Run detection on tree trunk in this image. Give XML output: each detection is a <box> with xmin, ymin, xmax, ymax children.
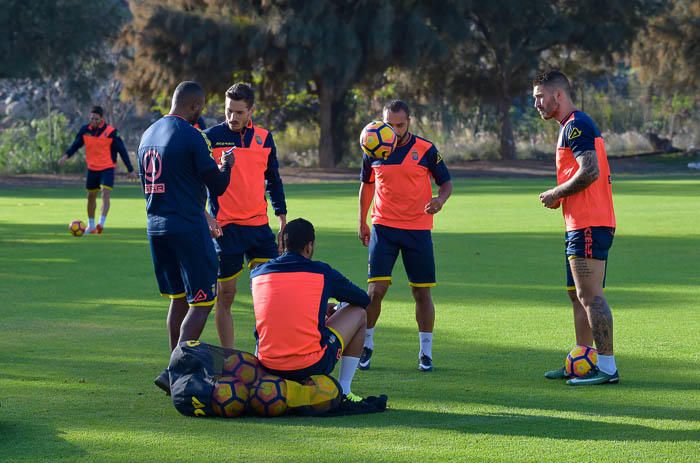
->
<box><xmin>498</xmin><ymin>95</ymin><xmax>516</xmax><ymax>160</ymax></box>
<box><xmin>318</xmin><ymin>83</ymin><xmax>336</xmax><ymax>168</ymax></box>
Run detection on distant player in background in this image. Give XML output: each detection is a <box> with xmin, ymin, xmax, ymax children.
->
<box><xmin>137</xmin><ymin>81</ymin><xmax>233</xmax><ymax>394</ymax></box>
<box><xmin>533</xmin><ymin>70</ymin><xmax>619</xmax><ymax>385</ymax></box>
<box><xmin>358</xmin><ymin>100</ymin><xmax>453</xmax><ymax>372</ymax></box>
<box><xmin>204</xmin><ymin>83</ymin><xmax>287</xmax><ymax>349</ymax></box>
<box><xmin>58</xmin><ymin>105</ymin><xmax>136</xmax><ymax>234</ymax></box>
<box><xmin>251</xmin><ymin>218</ymin><xmax>369</xmax><ymax>403</ymax></box>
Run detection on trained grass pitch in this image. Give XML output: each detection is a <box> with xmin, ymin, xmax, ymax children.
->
<box><xmin>0</xmin><ymin>176</ymin><xmax>698</xmax><ymax>462</ymax></box>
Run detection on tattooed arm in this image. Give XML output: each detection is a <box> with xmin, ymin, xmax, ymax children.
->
<box><xmin>540</xmin><ymin>151</ymin><xmax>599</xmax><ymax>208</ymax></box>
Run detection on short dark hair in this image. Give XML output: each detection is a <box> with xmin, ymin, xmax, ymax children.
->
<box><xmin>172</xmin><ymin>81</ymin><xmax>205</xmax><ymax>107</ymax></box>
<box><xmin>225</xmin><ymin>82</ymin><xmax>255</xmax><ymax>108</ymax></box>
<box><xmin>90</xmin><ymin>106</ymin><xmax>104</xmax><ymax>117</ymax></box>
<box><xmin>383</xmin><ymin>99</ymin><xmax>410</xmax><ymax>118</ymax></box>
<box><xmin>283</xmin><ymin>218</ymin><xmax>315</xmax><ymax>253</ymax></box>
<box><xmin>532</xmin><ymin>70</ymin><xmax>572</xmax><ymax>95</ymax></box>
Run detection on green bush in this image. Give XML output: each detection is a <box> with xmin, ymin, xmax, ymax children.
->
<box><xmin>0</xmin><ymin>113</ymin><xmax>80</xmax><ymax>174</ymax></box>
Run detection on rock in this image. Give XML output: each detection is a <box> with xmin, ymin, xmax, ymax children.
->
<box><xmin>5</xmin><ymin>100</ymin><xmax>31</xmax><ymax>119</ymax></box>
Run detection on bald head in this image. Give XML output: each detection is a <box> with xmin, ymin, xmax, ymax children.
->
<box><xmin>170</xmin><ymin>81</ymin><xmax>205</xmax><ymax>124</ymax></box>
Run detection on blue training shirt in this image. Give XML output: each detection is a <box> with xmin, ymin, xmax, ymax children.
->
<box><xmin>137</xmin><ymin>115</ymin><xmax>219</xmax><ymax>235</ymax></box>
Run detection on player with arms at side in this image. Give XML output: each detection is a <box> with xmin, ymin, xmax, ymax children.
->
<box><xmin>358</xmin><ymin>100</ymin><xmax>453</xmax><ymax>372</ymax></box>
<box><xmin>533</xmin><ymin>70</ymin><xmax>619</xmax><ymax>385</ymax></box>
<box><xmin>137</xmin><ymin>81</ymin><xmax>234</xmax><ymax>394</ymax></box>
<box><xmin>204</xmin><ymin>83</ymin><xmax>287</xmax><ymax>349</ymax></box>
<box><xmin>59</xmin><ymin>105</ymin><xmax>137</xmax><ymax>234</ymax></box>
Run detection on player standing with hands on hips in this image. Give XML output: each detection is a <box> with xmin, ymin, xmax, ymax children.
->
<box><xmin>137</xmin><ymin>81</ymin><xmax>234</xmax><ymax>394</ymax></box>
<box><xmin>358</xmin><ymin>100</ymin><xmax>452</xmax><ymax>372</ymax></box>
<box><xmin>533</xmin><ymin>70</ymin><xmax>619</xmax><ymax>386</ymax></box>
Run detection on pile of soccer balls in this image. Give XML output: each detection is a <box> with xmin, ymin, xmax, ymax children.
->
<box><xmin>209</xmin><ymin>350</ymin><xmax>342</xmax><ymax>418</ymax></box>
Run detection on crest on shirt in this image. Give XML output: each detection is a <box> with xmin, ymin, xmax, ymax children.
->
<box><xmin>255</xmin><ymin>134</ymin><xmax>263</xmax><ymax>145</ymax></box>
<box><xmin>412</xmin><ymin>151</ymin><xmax>418</xmax><ymax>160</ymax></box>
<box><xmin>568</xmin><ymin>127</ymin><xmax>582</xmax><ymax>140</ymax></box>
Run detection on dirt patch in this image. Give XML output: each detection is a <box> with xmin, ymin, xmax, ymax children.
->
<box><xmin>0</xmin><ymin>155</ymin><xmax>696</xmax><ymax>188</ymax></box>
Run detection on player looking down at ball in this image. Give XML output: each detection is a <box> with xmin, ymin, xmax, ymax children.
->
<box><xmin>203</xmin><ymin>82</ymin><xmax>287</xmax><ymax>350</ymax></box>
<box><xmin>358</xmin><ymin>99</ymin><xmax>452</xmax><ymax>373</ymax></box>
<box><xmin>59</xmin><ymin>105</ymin><xmax>137</xmax><ymax>234</ymax></box>
<box><xmin>533</xmin><ymin>70</ymin><xmax>619</xmax><ymax>386</ymax></box>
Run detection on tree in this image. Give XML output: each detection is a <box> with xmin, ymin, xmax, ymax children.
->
<box><xmin>633</xmin><ymin>0</ymin><xmax>700</xmax><ymax>95</ymax></box>
<box><xmin>120</xmin><ymin>0</ymin><xmax>443</xmax><ymax>167</ymax></box>
<box><xmin>406</xmin><ymin>0</ymin><xmax>660</xmax><ymax>160</ymax></box>
<box><xmin>0</xmin><ymin>0</ymin><xmax>127</xmax><ymax>79</ymax></box>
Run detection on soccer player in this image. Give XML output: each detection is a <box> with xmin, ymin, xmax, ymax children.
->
<box><xmin>58</xmin><ymin>106</ymin><xmax>137</xmax><ymax>234</ymax></box>
<box><xmin>137</xmin><ymin>81</ymin><xmax>233</xmax><ymax>394</ymax></box>
<box><xmin>358</xmin><ymin>100</ymin><xmax>453</xmax><ymax>372</ymax></box>
<box><xmin>533</xmin><ymin>70</ymin><xmax>619</xmax><ymax>385</ymax></box>
<box><xmin>204</xmin><ymin>83</ymin><xmax>287</xmax><ymax>349</ymax></box>
<box><xmin>251</xmin><ymin>218</ymin><xmax>368</xmax><ymax>402</ymax></box>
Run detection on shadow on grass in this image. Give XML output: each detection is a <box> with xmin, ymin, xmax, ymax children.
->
<box><xmin>0</xmin><ymin>421</ymin><xmax>86</xmax><ymax>460</ymax></box>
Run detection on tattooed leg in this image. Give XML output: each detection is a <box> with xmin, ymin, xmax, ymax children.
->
<box><xmin>569</xmin><ymin>257</ymin><xmax>614</xmax><ymax>355</ymax></box>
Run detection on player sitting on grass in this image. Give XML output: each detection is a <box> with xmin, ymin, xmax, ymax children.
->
<box><xmin>250</xmin><ymin>218</ymin><xmax>386</xmax><ymax>411</ymax></box>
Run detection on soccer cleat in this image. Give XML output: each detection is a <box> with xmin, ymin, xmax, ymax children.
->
<box><xmin>418</xmin><ymin>354</ymin><xmax>433</xmax><ymax>372</ymax></box>
<box><xmin>96</xmin><ymin>224</ymin><xmax>104</xmax><ymax>234</ymax></box>
<box><xmin>567</xmin><ymin>367</ymin><xmax>619</xmax><ymax>386</ymax></box>
<box><xmin>84</xmin><ymin>227</ymin><xmax>96</xmax><ymax>235</ymax></box>
<box><xmin>154</xmin><ymin>368</ymin><xmax>171</xmax><ymax>396</ymax></box>
<box><xmin>544</xmin><ymin>366</ymin><xmax>570</xmax><ymax>380</ymax></box>
<box><xmin>344</xmin><ymin>392</ymin><xmax>363</xmax><ymax>403</ymax></box>
<box><xmin>358</xmin><ymin>347</ymin><xmax>373</xmax><ymax>370</ymax></box>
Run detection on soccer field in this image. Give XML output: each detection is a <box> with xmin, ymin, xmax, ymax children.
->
<box><xmin>0</xmin><ymin>177</ymin><xmax>698</xmax><ymax>462</ymax></box>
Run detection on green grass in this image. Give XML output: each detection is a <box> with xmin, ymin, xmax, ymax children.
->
<box><xmin>0</xmin><ymin>177</ymin><xmax>699</xmax><ymax>462</ymax></box>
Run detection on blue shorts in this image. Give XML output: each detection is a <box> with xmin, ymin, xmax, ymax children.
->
<box><xmin>565</xmin><ymin>226</ymin><xmax>615</xmax><ymax>289</ymax></box>
<box><xmin>262</xmin><ymin>327</ymin><xmax>343</xmax><ymax>382</ymax></box>
<box><xmin>86</xmin><ymin>168</ymin><xmax>115</xmax><ymax>191</ymax></box>
<box><xmin>214</xmin><ymin>223</ymin><xmax>279</xmax><ymax>281</ymax></box>
<box><xmin>368</xmin><ymin>224</ymin><xmax>436</xmax><ymax>287</ymax></box>
<box><xmin>149</xmin><ymin>227</ymin><xmax>218</xmax><ymax>306</ymax></box>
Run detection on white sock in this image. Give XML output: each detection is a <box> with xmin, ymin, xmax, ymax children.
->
<box><xmin>338</xmin><ymin>356</ymin><xmax>360</xmax><ymax>395</ymax></box>
<box><xmin>88</xmin><ymin>218</ymin><xmax>95</xmax><ymax>229</ymax></box>
<box><xmin>364</xmin><ymin>328</ymin><xmax>374</xmax><ymax>350</ymax></box>
<box><xmin>99</xmin><ymin>215</ymin><xmax>107</xmax><ymax>227</ymax></box>
<box><xmin>597</xmin><ymin>354</ymin><xmax>617</xmax><ymax>375</ymax></box>
<box><xmin>419</xmin><ymin>332</ymin><xmax>433</xmax><ymax>359</ymax></box>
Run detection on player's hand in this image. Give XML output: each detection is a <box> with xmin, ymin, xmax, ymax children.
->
<box><xmin>127</xmin><ymin>171</ymin><xmax>138</xmax><ymax>180</ymax></box>
<box><xmin>276</xmin><ymin>214</ymin><xmax>287</xmax><ymax>253</ymax></box>
<box><xmin>206</xmin><ymin>214</ymin><xmax>222</xmax><ymax>238</ymax></box>
<box><xmin>425</xmin><ymin>197</ymin><xmax>444</xmax><ymax>215</ymax></box>
<box><xmin>57</xmin><ymin>154</ymin><xmax>68</xmax><ymax>167</ymax></box>
<box><xmin>359</xmin><ymin>222</ymin><xmax>371</xmax><ymax>247</ymax></box>
<box><xmin>219</xmin><ymin>147</ymin><xmax>235</xmax><ymax>172</ymax></box>
<box><xmin>539</xmin><ymin>189</ymin><xmax>562</xmax><ymax>209</ymax></box>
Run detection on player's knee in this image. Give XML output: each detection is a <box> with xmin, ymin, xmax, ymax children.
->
<box><xmin>576</xmin><ymin>291</ymin><xmax>602</xmax><ymax>310</ymax></box>
<box><xmin>411</xmin><ymin>287</ymin><xmax>432</xmax><ymax>304</ymax></box>
<box><xmin>368</xmin><ymin>284</ymin><xmax>388</xmax><ymax>301</ymax></box>
<box><xmin>219</xmin><ymin>284</ymin><xmax>237</xmax><ymax>304</ymax></box>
